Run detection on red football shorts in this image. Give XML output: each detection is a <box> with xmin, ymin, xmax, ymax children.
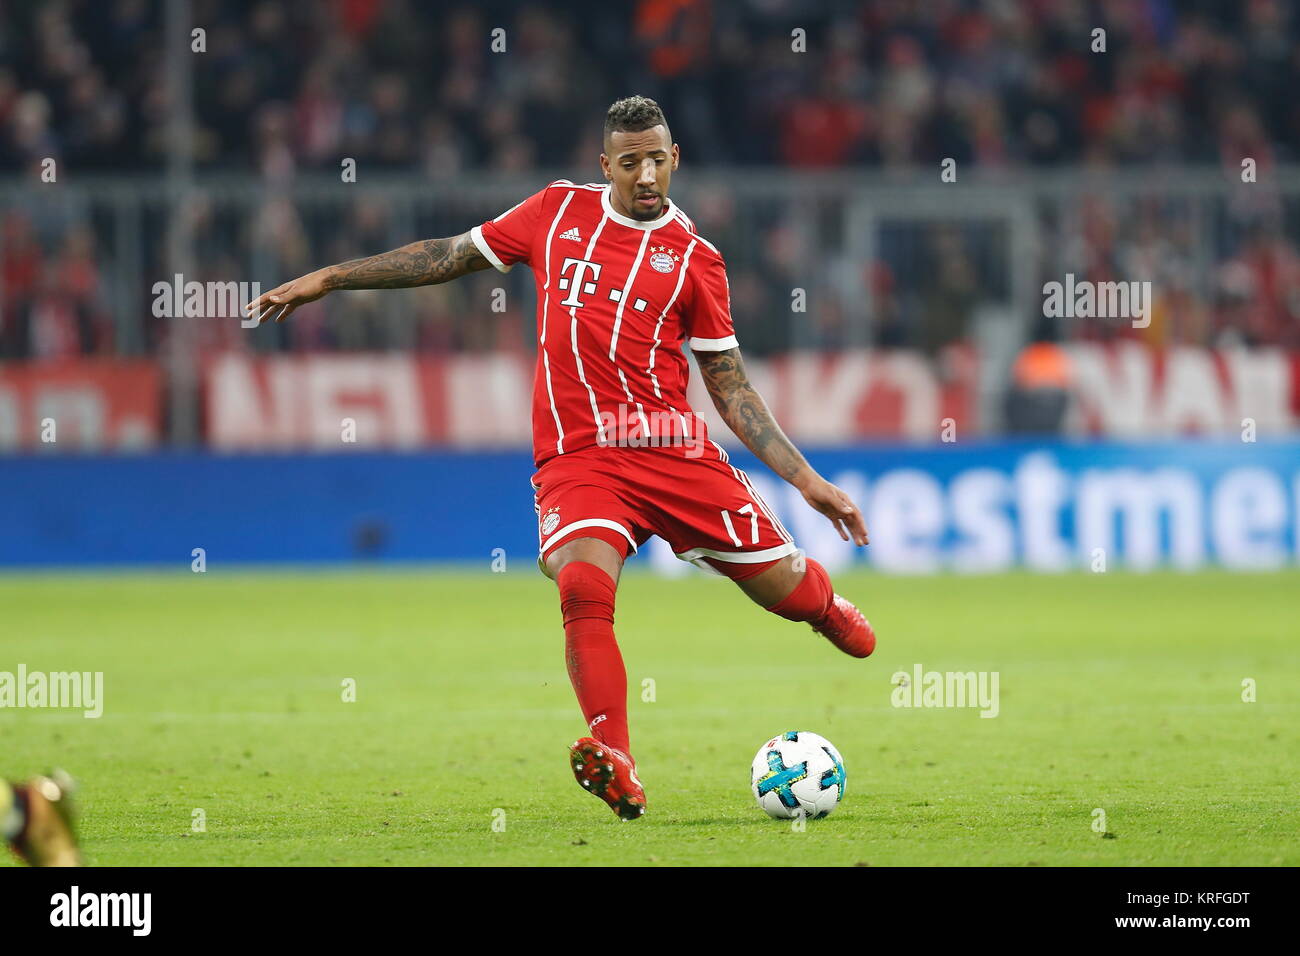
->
<box><xmin>531</xmin><ymin>444</ymin><xmax>798</xmax><ymax>576</ymax></box>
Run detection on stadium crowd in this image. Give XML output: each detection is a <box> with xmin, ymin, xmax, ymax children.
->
<box><xmin>3</xmin><ymin>0</ymin><xmax>1300</xmax><ymax>360</ymax></box>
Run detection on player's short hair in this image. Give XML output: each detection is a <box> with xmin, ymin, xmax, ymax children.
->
<box><xmin>604</xmin><ymin>95</ymin><xmax>670</xmax><ymax>143</ymax></box>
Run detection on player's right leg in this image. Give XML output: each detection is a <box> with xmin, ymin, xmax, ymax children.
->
<box><xmin>533</xmin><ymin>449</ymin><xmax>647</xmax><ymax>819</ymax></box>
<box><xmin>543</xmin><ymin>534</ymin><xmax>630</xmax><ymax>758</ymax></box>
<box><xmin>543</xmin><ymin>536</ymin><xmax>645</xmax><ymax>820</ymax></box>
<box><xmin>3</xmin><ymin>771</ymin><xmax>81</xmax><ymax>867</ymax></box>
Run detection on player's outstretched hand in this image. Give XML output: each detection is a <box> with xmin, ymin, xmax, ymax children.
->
<box><xmin>797</xmin><ymin>474</ymin><xmax>869</xmax><ymax>546</ymax></box>
<box><xmin>244</xmin><ymin>269</ymin><xmax>330</xmax><ymax>325</ymax></box>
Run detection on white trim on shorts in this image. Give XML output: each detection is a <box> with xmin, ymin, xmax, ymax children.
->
<box><xmin>674</xmin><ymin>540</ymin><xmax>800</xmax><ymax>572</ymax></box>
<box><xmin>539</xmin><ymin>518</ymin><xmax>638</xmax><ymax>559</ymax></box>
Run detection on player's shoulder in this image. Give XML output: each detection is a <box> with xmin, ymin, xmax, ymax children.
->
<box><xmin>668</xmin><ymin>201</ymin><xmax>723</xmax><ymax>261</ymax></box>
<box><xmin>529</xmin><ymin>179</ymin><xmax>605</xmax><ymax>217</ymax></box>
<box><xmin>543</xmin><ymin>179</ymin><xmax>606</xmax><ymax>195</ymax></box>
<box><xmin>492</xmin><ymin>180</ymin><xmax>601</xmax><ymax>227</ymax></box>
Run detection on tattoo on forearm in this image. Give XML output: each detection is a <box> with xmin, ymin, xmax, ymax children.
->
<box><xmin>323</xmin><ymin>233</ymin><xmax>489</xmax><ymax>290</ymax></box>
<box><xmin>695</xmin><ymin>348</ymin><xmax>810</xmax><ymax>484</ymax></box>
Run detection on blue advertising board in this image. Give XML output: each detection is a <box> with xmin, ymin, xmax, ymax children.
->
<box><xmin>2</xmin><ymin>440</ymin><xmax>1297</xmax><ymax>572</ymax></box>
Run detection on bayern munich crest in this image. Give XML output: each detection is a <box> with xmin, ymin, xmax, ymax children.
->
<box><xmin>648</xmin><ymin>245</ymin><xmax>680</xmax><ymax>274</ymax></box>
<box><xmin>541</xmin><ymin>508</ymin><xmax>561</xmax><ymax>536</ymax></box>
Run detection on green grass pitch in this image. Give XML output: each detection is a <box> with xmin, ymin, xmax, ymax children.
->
<box><xmin>2</xmin><ymin>567</ymin><xmax>1296</xmax><ymax>866</ymax></box>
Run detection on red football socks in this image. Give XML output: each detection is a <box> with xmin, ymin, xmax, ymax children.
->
<box><xmin>765</xmin><ymin>557</ymin><xmax>834</xmax><ymax>623</ymax></box>
<box><xmin>556</xmin><ymin>561</ymin><xmax>630</xmax><ymax>755</ymax></box>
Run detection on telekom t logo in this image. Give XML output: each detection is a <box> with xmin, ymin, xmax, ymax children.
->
<box><xmin>558</xmin><ymin>257</ymin><xmax>602</xmax><ymax>307</ymax></box>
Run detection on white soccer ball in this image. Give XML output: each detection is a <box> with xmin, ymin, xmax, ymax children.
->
<box><xmin>750</xmin><ymin>731</ymin><xmax>846</xmax><ymax>819</ymax></box>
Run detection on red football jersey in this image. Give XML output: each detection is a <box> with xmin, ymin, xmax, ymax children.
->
<box><xmin>471</xmin><ymin>181</ymin><xmax>737</xmax><ymax>466</ymax></box>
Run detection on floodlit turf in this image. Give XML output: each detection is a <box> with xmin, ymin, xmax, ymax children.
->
<box><xmin>1</xmin><ymin>567</ymin><xmax>1296</xmax><ymax>866</ymax></box>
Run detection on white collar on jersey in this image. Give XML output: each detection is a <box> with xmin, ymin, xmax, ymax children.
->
<box><xmin>601</xmin><ymin>183</ymin><xmax>678</xmax><ymax>230</ymax></box>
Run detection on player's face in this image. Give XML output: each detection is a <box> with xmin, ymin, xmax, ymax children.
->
<box><xmin>601</xmin><ymin>125</ymin><xmax>679</xmax><ymax>220</ymax></box>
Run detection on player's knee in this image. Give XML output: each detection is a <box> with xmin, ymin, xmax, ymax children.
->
<box><xmin>765</xmin><ymin>556</ymin><xmax>833</xmax><ymax>623</ymax></box>
<box><xmin>556</xmin><ymin>561</ymin><xmax>617</xmax><ymax>625</ymax></box>
<box><xmin>544</xmin><ymin>536</ymin><xmax>624</xmax><ymax>583</ymax></box>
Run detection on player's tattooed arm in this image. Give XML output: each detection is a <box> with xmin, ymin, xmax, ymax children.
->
<box><xmin>694</xmin><ymin>347</ymin><xmax>868</xmax><ymax>545</ymax></box>
<box><xmin>695</xmin><ymin>348</ymin><xmax>808</xmax><ymax>481</ymax></box>
<box><xmin>245</xmin><ymin>231</ymin><xmax>491</xmax><ymax>324</ymax></box>
<box><xmin>322</xmin><ymin>232</ymin><xmax>491</xmax><ymax>290</ymax></box>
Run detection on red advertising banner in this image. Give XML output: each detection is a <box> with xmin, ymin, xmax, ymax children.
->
<box><xmin>204</xmin><ymin>346</ymin><xmax>1297</xmax><ymax>448</ymax></box>
<box><xmin>0</xmin><ymin>360</ymin><xmax>162</xmax><ymax>450</ymax></box>
<box><xmin>1065</xmin><ymin>342</ymin><xmax>1297</xmax><ymax>435</ymax></box>
<box><xmin>202</xmin><ymin>350</ymin><xmax>978</xmax><ymax>449</ymax></box>
<box><xmin>5</xmin><ymin>345</ymin><xmax>1284</xmax><ymax>453</ymax></box>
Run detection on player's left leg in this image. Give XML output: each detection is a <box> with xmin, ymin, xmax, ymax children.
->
<box><xmin>637</xmin><ymin>448</ymin><xmax>875</xmax><ymax>658</ymax></box>
<box><xmin>3</xmin><ymin>771</ymin><xmax>81</xmax><ymax>867</ymax></box>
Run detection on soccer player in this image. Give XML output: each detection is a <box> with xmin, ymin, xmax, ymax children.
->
<box><xmin>247</xmin><ymin>96</ymin><xmax>875</xmax><ymax>821</ymax></box>
<box><xmin>3</xmin><ymin>771</ymin><xmax>80</xmax><ymax>866</ymax></box>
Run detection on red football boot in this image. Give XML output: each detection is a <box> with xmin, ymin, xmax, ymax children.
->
<box><xmin>568</xmin><ymin>737</ymin><xmax>646</xmax><ymax>821</ymax></box>
<box><xmin>811</xmin><ymin>594</ymin><xmax>876</xmax><ymax>658</ymax></box>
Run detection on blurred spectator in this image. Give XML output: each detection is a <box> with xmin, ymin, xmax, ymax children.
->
<box><xmin>1005</xmin><ymin>323</ymin><xmax>1073</xmax><ymax>434</ymax></box>
<box><xmin>6</xmin><ymin>0</ymin><xmax>1300</xmax><ymax>361</ymax></box>
<box><xmin>7</xmin><ymin>1</ymin><xmax>1300</xmax><ymax>176</ymax></box>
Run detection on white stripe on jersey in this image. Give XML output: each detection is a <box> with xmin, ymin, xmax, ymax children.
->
<box><xmin>615</xmin><ymin>367</ymin><xmax>652</xmax><ymax>437</ymax></box>
<box><xmin>540</xmin><ymin>191</ymin><xmax>576</xmax><ymax>344</ymax></box>
<box><xmin>549</xmin><ymin>180</ymin><xmax>606</xmax><ymax>192</ymax></box>
<box><xmin>541</xmin><ymin>191</ymin><xmax>576</xmax><ymax>454</ymax></box>
<box><xmin>541</xmin><ymin>352</ymin><xmax>562</xmax><ymax>454</ymax></box>
<box><xmin>608</xmin><ymin>229</ymin><xmax>652</xmax><ymax>360</ymax></box>
<box><xmin>493</xmin><ymin>196</ymin><xmax>531</xmax><ymax>224</ymax></box>
<box><xmin>570</xmin><ymin>213</ymin><xmax>611</xmax><ymax>445</ymax></box>
<box><xmin>674</xmin><ymin>209</ymin><xmax>720</xmax><ymax>256</ymax></box>
<box><xmin>647</xmin><ymin>238</ymin><xmax>697</xmax><ymax>399</ymax></box>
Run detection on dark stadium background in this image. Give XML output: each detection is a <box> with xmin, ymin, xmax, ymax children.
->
<box><xmin>2</xmin><ymin>0</ymin><xmax>1298</xmax><ymax>571</ymax></box>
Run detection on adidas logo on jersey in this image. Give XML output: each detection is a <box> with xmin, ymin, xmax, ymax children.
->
<box><xmin>559</xmin><ymin>226</ymin><xmax>582</xmax><ymax>242</ymax></box>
